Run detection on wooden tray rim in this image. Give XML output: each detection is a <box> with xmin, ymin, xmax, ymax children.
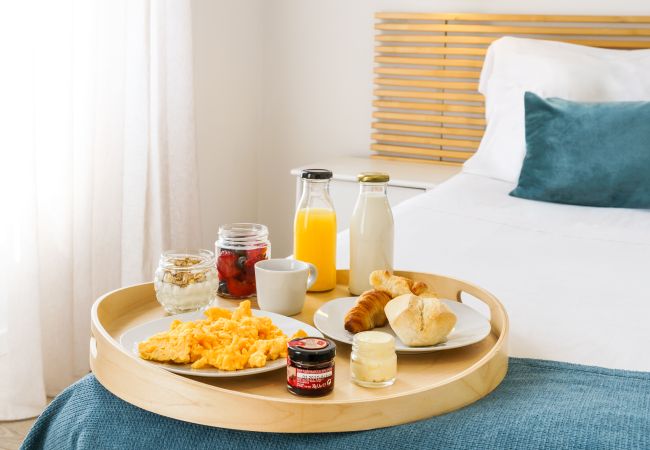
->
<box><xmin>91</xmin><ymin>270</ymin><xmax>509</xmax><ymax>405</ymax></box>
<box><xmin>92</xmin><ymin>270</ymin><xmax>509</xmax><ymax>405</ymax></box>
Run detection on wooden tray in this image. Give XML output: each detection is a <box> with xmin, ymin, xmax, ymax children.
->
<box><xmin>90</xmin><ymin>270</ymin><xmax>508</xmax><ymax>433</ymax></box>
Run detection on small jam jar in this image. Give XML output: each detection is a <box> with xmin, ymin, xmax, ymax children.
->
<box><xmin>215</xmin><ymin>223</ymin><xmax>270</xmax><ymax>299</ymax></box>
<box><xmin>350</xmin><ymin>331</ymin><xmax>397</xmax><ymax>388</ymax></box>
<box><xmin>287</xmin><ymin>337</ymin><xmax>336</xmax><ymax>397</ymax></box>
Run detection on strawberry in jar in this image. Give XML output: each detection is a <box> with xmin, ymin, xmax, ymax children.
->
<box><xmin>215</xmin><ymin>224</ymin><xmax>270</xmax><ymax>299</ymax></box>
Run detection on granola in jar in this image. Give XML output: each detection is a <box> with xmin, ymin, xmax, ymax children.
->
<box><xmin>154</xmin><ymin>250</ymin><xmax>218</xmax><ymax>314</ymax></box>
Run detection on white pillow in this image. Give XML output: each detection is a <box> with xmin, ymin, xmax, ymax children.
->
<box><xmin>463</xmin><ymin>37</ymin><xmax>650</xmax><ymax>183</ymax></box>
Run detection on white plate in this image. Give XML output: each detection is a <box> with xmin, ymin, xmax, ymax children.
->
<box><xmin>120</xmin><ymin>308</ymin><xmax>322</xmax><ymax>377</ymax></box>
<box><xmin>313</xmin><ymin>297</ymin><xmax>490</xmax><ymax>354</ymax></box>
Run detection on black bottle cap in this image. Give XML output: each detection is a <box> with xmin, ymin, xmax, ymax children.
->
<box><xmin>301</xmin><ymin>169</ymin><xmax>333</xmax><ymax>180</ymax></box>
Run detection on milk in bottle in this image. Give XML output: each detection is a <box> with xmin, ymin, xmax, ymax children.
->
<box><xmin>349</xmin><ymin>172</ymin><xmax>394</xmax><ymax>295</ymax></box>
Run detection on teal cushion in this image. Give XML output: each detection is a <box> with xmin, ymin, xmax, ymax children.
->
<box><xmin>510</xmin><ymin>92</ymin><xmax>650</xmax><ymax>208</ymax></box>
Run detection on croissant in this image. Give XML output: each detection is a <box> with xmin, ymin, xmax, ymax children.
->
<box><xmin>369</xmin><ymin>270</ymin><xmax>412</xmax><ymax>297</ymax></box>
<box><xmin>369</xmin><ymin>270</ymin><xmax>438</xmax><ymax>298</ymax></box>
<box><xmin>344</xmin><ymin>289</ymin><xmax>392</xmax><ymax>334</ymax></box>
<box><xmin>412</xmin><ymin>281</ymin><xmax>438</xmax><ymax>298</ymax></box>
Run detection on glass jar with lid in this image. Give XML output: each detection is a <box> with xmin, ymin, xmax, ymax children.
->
<box><xmin>154</xmin><ymin>249</ymin><xmax>218</xmax><ymax>314</ymax></box>
<box><xmin>350</xmin><ymin>330</ymin><xmax>397</xmax><ymax>388</ymax></box>
<box><xmin>286</xmin><ymin>337</ymin><xmax>336</xmax><ymax>397</ymax></box>
<box><xmin>215</xmin><ymin>223</ymin><xmax>270</xmax><ymax>299</ymax></box>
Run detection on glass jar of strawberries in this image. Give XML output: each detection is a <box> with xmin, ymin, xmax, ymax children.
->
<box><xmin>215</xmin><ymin>223</ymin><xmax>270</xmax><ymax>299</ymax></box>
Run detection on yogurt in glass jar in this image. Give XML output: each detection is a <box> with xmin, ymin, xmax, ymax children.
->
<box><xmin>154</xmin><ymin>249</ymin><xmax>218</xmax><ymax>314</ymax></box>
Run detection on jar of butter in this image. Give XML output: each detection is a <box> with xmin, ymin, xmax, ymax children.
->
<box><xmin>350</xmin><ymin>331</ymin><xmax>397</xmax><ymax>388</ymax></box>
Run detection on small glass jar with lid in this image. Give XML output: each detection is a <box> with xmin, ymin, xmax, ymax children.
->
<box><xmin>215</xmin><ymin>223</ymin><xmax>271</xmax><ymax>299</ymax></box>
<box><xmin>350</xmin><ymin>331</ymin><xmax>397</xmax><ymax>388</ymax></box>
<box><xmin>154</xmin><ymin>249</ymin><xmax>218</xmax><ymax>314</ymax></box>
<box><xmin>287</xmin><ymin>337</ymin><xmax>336</xmax><ymax>397</ymax></box>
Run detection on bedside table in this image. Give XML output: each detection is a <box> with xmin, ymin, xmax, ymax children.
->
<box><xmin>290</xmin><ymin>156</ymin><xmax>461</xmax><ymax>231</ymax></box>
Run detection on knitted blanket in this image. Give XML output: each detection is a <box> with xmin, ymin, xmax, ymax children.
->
<box><xmin>21</xmin><ymin>358</ymin><xmax>650</xmax><ymax>449</ymax></box>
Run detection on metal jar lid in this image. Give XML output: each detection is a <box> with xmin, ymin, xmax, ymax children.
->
<box><xmin>288</xmin><ymin>337</ymin><xmax>336</xmax><ymax>363</ymax></box>
<box><xmin>301</xmin><ymin>169</ymin><xmax>333</xmax><ymax>180</ymax></box>
<box><xmin>357</xmin><ymin>172</ymin><xmax>389</xmax><ymax>183</ymax></box>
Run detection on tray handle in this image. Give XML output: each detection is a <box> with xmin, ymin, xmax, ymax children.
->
<box><xmin>455</xmin><ymin>289</ymin><xmax>494</xmax><ymax>323</ymax></box>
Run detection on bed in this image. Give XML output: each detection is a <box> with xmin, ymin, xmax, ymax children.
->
<box><xmin>21</xmin><ymin>171</ymin><xmax>650</xmax><ymax>449</ymax></box>
<box><xmin>338</xmin><ymin>172</ymin><xmax>650</xmax><ymax>371</ymax></box>
<box><xmin>22</xmin><ymin>12</ymin><xmax>650</xmax><ymax>450</ymax></box>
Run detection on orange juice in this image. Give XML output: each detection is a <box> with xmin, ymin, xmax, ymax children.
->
<box><xmin>294</xmin><ymin>208</ymin><xmax>337</xmax><ymax>291</ymax></box>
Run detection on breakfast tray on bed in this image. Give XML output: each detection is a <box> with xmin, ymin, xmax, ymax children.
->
<box><xmin>89</xmin><ymin>270</ymin><xmax>508</xmax><ymax>433</ymax></box>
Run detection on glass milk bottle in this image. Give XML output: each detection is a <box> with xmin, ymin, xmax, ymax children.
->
<box><xmin>349</xmin><ymin>172</ymin><xmax>394</xmax><ymax>295</ymax></box>
<box><xmin>294</xmin><ymin>169</ymin><xmax>337</xmax><ymax>291</ymax></box>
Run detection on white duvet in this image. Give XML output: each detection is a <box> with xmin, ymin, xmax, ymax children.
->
<box><xmin>336</xmin><ymin>173</ymin><xmax>650</xmax><ymax>371</ymax></box>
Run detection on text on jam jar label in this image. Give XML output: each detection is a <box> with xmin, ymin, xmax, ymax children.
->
<box><xmin>287</xmin><ymin>367</ymin><xmax>335</xmax><ymax>390</ymax></box>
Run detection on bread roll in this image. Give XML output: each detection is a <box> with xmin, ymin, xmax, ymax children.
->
<box><xmin>384</xmin><ymin>294</ymin><xmax>456</xmax><ymax>346</ymax></box>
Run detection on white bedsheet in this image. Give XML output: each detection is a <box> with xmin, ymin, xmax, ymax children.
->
<box><xmin>336</xmin><ymin>173</ymin><xmax>650</xmax><ymax>371</ymax></box>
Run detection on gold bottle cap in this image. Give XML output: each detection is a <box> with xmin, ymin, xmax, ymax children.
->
<box><xmin>357</xmin><ymin>172</ymin><xmax>389</xmax><ymax>183</ymax></box>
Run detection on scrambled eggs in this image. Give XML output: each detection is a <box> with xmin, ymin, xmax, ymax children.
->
<box><xmin>138</xmin><ymin>300</ymin><xmax>307</xmax><ymax>371</ymax></box>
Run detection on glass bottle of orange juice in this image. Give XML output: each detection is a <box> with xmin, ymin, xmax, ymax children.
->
<box><xmin>294</xmin><ymin>169</ymin><xmax>337</xmax><ymax>292</ymax></box>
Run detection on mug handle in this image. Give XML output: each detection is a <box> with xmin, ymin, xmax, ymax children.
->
<box><xmin>305</xmin><ymin>263</ymin><xmax>318</xmax><ymax>290</ymax></box>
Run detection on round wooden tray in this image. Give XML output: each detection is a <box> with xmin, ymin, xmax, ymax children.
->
<box><xmin>90</xmin><ymin>270</ymin><xmax>508</xmax><ymax>433</ymax></box>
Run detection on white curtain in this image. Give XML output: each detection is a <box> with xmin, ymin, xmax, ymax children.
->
<box><xmin>0</xmin><ymin>0</ymin><xmax>200</xmax><ymax>420</ymax></box>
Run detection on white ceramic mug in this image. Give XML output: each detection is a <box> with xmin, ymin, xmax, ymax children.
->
<box><xmin>254</xmin><ymin>259</ymin><xmax>318</xmax><ymax>316</ymax></box>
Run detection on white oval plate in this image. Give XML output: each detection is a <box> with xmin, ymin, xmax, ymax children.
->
<box><xmin>120</xmin><ymin>308</ymin><xmax>322</xmax><ymax>377</ymax></box>
<box><xmin>313</xmin><ymin>297</ymin><xmax>490</xmax><ymax>354</ymax></box>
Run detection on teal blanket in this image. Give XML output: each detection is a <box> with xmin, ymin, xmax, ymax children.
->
<box><xmin>21</xmin><ymin>358</ymin><xmax>650</xmax><ymax>449</ymax></box>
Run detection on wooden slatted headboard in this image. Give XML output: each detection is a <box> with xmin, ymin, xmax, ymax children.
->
<box><xmin>372</xmin><ymin>13</ymin><xmax>650</xmax><ymax>166</ymax></box>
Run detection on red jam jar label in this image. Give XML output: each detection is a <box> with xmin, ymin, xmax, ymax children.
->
<box><xmin>287</xmin><ymin>364</ymin><xmax>335</xmax><ymax>391</ymax></box>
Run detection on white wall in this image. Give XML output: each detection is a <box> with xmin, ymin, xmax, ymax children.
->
<box><xmin>191</xmin><ymin>0</ymin><xmax>263</xmax><ymax>250</ymax></box>
<box><xmin>257</xmin><ymin>2</ymin><xmax>376</xmax><ymax>257</ymax></box>
<box><xmin>194</xmin><ymin>0</ymin><xmax>650</xmax><ymax>256</ymax></box>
